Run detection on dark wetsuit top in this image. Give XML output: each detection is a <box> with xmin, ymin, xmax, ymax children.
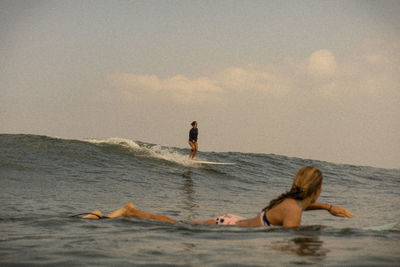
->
<box><xmin>189</xmin><ymin>128</ymin><xmax>198</xmax><ymax>142</ymax></box>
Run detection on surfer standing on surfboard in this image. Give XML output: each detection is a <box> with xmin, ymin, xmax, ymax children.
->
<box><xmin>188</xmin><ymin>121</ymin><xmax>198</xmax><ymax>160</ymax></box>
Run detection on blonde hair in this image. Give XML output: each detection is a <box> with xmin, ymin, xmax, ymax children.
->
<box><xmin>262</xmin><ymin>166</ymin><xmax>323</xmax><ymax>212</ymax></box>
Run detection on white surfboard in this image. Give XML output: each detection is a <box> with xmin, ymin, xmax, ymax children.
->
<box><xmin>190</xmin><ymin>160</ymin><xmax>235</xmax><ymax>166</ymax></box>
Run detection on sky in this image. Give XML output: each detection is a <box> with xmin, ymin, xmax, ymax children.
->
<box><xmin>1</xmin><ymin>0</ymin><xmax>399</xmax><ymax>169</ymax></box>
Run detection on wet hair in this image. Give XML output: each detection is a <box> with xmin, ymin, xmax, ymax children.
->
<box><xmin>262</xmin><ymin>166</ymin><xmax>323</xmax><ymax>212</ymax></box>
<box><xmin>191</xmin><ymin>121</ymin><xmax>197</xmax><ymax>126</ymax></box>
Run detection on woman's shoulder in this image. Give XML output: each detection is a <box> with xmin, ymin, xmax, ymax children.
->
<box><xmin>276</xmin><ymin>198</ymin><xmax>303</xmax><ymax>227</ymax></box>
<box><xmin>279</xmin><ymin>198</ymin><xmax>302</xmax><ymax>211</ymax></box>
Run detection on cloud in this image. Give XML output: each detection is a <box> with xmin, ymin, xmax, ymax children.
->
<box><xmin>108</xmin><ymin>66</ymin><xmax>291</xmax><ymax>104</ymax></box>
<box><xmin>328</xmin><ymin>36</ymin><xmax>400</xmax><ymax>96</ymax></box>
<box><xmin>307</xmin><ymin>49</ymin><xmax>337</xmax><ymax>77</ymax></box>
<box><xmin>107</xmin><ymin>37</ymin><xmax>399</xmax><ymax>104</ymax></box>
<box><xmin>108</xmin><ymin>73</ymin><xmax>223</xmax><ymax>104</ymax></box>
<box><xmin>217</xmin><ymin>66</ymin><xmax>291</xmax><ymax>95</ymax></box>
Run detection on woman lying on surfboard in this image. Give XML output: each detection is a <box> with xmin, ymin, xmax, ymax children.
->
<box><xmin>81</xmin><ymin>166</ymin><xmax>354</xmax><ymax>227</ymax></box>
<box><xmin>188</xmin><ymin>121</ymin><xmax>198</xmax><ymax>160</ymax></box>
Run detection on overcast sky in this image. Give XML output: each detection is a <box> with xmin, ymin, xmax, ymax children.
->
<box><xmin>1</xmin><ymin>0</ymin><xmax>399</xmax><ymax>169</ymax></box>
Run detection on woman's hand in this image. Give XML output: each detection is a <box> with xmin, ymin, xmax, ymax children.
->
<box><xmin>329</xmin><ymin>205</ymin><xmax>354</xmax><ymax>218</ymax></box>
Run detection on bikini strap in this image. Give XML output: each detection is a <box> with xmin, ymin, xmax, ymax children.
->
<box><xmin>296</xmin><ymin>199</ymin><xmax>303</xmax><ymax>209</ymax></box>
<box><xmin>261</xmin><ymin>211</ymin><xmax>271</xmax><ymax>227</ymax></box>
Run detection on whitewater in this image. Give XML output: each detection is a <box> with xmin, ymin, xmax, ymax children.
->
<box><xmin>0</xmin><ymin>134</ymin><xmax>399</xmax><ymax>266</ymax></box>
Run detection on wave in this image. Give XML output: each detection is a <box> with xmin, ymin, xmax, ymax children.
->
<box><xmin>83</xmin><ymin>137</ymin><xmax>196</xmax><ymax>166</ymax></box>
<box><xmin>0</xmin><ymin>134</ymin><xmax>218</xmax><ymax>168</ymax></box>
<box><xmin>1</xmin><ymin>133</ymin><xmax>399</xmax><ymax>233</ymax></box>
<box><xmin>2</xmin><ymin>134</ymin><xmax>399</xmax><ymax>175</ymax></box>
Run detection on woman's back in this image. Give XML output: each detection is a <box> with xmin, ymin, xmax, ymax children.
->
<box><xmin>266</xmin><ymin>198</ymin><xmax>303</xmax><ymax>227</ymax></box>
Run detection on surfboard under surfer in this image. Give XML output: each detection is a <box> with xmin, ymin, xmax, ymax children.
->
<box><xmin>188</xmin><ymin>121</ymin><xmax>198</xmax><ymax>160</ymax></box>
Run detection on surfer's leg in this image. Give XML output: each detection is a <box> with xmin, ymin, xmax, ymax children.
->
<box><xmin>106</xmin><ymin>203</ymin><xmax>136</xmax><ymax>218</ymax></box>
<box><xmin>188</xmin><ymin>141</ymin><xmax>195</xmax><ymax>159</ymax></box>
<box><xmin>83</xmin><ymin>210</ymin><xmax>104</xmax><ymax>219</ymax></box>
<box><xmin>192</xmin><ymin>142</ymin><xmax>198</xmax><ymax>159</ymax></box>
<box><xmin>107</xmin><ymin>203</ymin><xmax>177</xmax><ymax>223</ymax></box>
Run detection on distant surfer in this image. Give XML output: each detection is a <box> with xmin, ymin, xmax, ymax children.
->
<box><xmin>188</xmin><ymin>121</ymin><xmax>198</xmax><ymax>160</ymax></box>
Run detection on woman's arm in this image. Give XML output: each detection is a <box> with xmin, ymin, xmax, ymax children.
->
<box><xmin>306</xmin><ymin>202</ymin><xmax>331</xmax><ymax>211</ymax></box>
<box><xmin>306</xmin><ymin>202</ymin><xmax>354</xmax><ymax>218</ymax></box>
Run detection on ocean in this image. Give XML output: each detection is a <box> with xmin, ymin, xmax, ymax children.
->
<box><xmin>0</xmin><ymin>134</ymin><xmax>399</xmax><ymax>266</ymax></box>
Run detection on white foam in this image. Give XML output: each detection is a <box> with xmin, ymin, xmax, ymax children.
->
<box><xmin>82</xmin><ymin>137</ymin><xmax>200</xmax><ymax>167</ymax></box>
<box><xmin>84</xmin><ymin>137</ymin><xmax>141</xmax><ymax>150</ymax></box>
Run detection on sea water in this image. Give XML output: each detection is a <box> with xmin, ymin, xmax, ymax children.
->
<box><xmin>0</xmin><ymin>134</ymin><xmax>399</xmax><ymax>266</ymax></box>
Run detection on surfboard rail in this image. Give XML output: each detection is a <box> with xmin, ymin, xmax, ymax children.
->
<box><xmin>362</xmin><ymin>222</ymin><xmax>398</xmax><ymax>231</ymax></box>
<box><xmin>189</xmin><ymin>160</ymin><xmax>235</xmax><ymax>165</ymax></box>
